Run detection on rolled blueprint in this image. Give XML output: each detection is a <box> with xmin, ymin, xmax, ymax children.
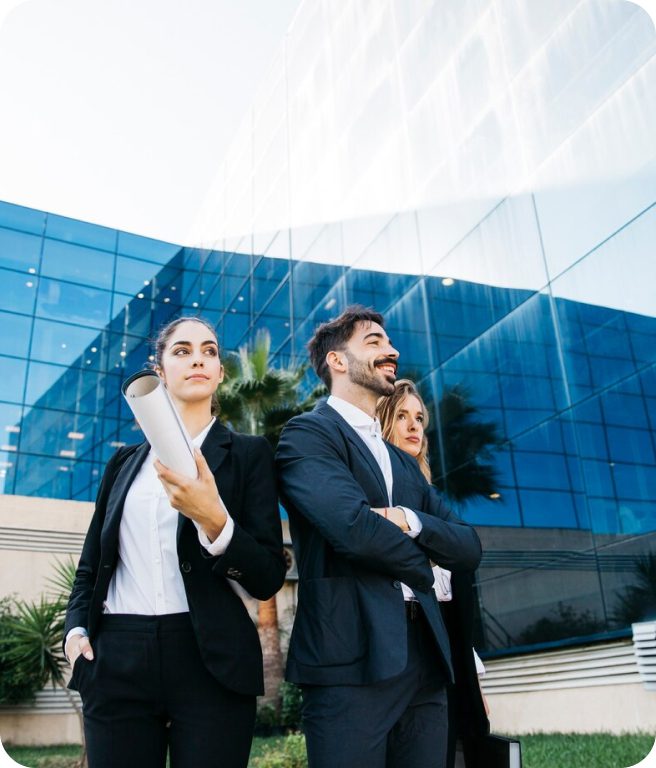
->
<box><xmin>121</xmin><ymin>369</ymin><xmax>198</xmax><ymax>478</ymax></box>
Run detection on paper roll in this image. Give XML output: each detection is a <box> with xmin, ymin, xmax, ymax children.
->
<box><xmin>121</xmin><ymin>370</ymin><xmax>198</xmax><ymax>478</ymax></box>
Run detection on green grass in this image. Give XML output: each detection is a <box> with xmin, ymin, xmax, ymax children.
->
<box><xmin>2</xmin><ymin>744</ymin><xmax>81</xmax><ymax>768</ymax></box>
<box><xmin>518</xmin><ymin>733</ymin><xmax>654</xmax><ymax>768</ymax></box>
<box><xmin>4</xmin><ymin>738</ymin><xmax>288</xmax><ymax>768</ymax></box>
<box><xmin>4</xmin><ymin>732</ymin><xmax>655</xmax><ymax>768</ymax></box>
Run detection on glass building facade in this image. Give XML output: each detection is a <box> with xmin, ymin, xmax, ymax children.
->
<box><xmin>1</xmin><ymin>0</ymin><xmax>655</xmax><ymax>659</ymax></box>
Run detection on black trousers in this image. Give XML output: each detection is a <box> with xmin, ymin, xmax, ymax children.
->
<box><xmin>70</xmin><ymin>613</ymin><xmax>256</xmax><ymax>768</ymax></box>
<box><xmin>301</xmin><ymin>604</ymin><xmax>448</xmax><ymax>768</ymax></box>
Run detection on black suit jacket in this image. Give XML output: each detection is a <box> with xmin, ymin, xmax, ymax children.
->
<box><xmin>275</xmin><ymin>403</ymin><xmax>482</xmax><ymax>687</ymax></box>
<box><xmin>65</xmin><ymin>420</ymin><xmax>286</xmax><ymax>696</ymax></box>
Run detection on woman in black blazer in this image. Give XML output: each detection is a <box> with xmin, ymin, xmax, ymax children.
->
<box><xmin>377</xmin><ymin>379</ymin><xmax>489</xmax><ymax>768</ymax></box>
<box><xmin>65</xmin><ymin>316</ymin><xmax>286</xmax><ymax>768</ymax></box>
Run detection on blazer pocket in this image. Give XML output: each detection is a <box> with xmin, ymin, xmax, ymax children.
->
<box><xmin>292</xmin><ymin>577</ymin><xmax>365</xmax><ymax>667</ymax></box>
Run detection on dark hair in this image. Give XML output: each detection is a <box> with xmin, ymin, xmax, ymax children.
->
<box><xmin>307</xmin><ymin>305</ymin><xmax>384</xmax><ymax>388</ymax></box>
<box><xmin>376</xmin><ymin>379</ymin><xmax>431</xmax><ymax>483</ymax></box>
<box><xmin>153</xmin><ymin>316</ymin><xmax>222</xmax><ymax>416</ymax></box>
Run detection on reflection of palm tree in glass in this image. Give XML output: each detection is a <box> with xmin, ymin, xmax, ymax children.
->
<box><xmin>218</xmin><ymin>329</ymin><xmax>325</xmax><ymax>711</ymax></box>
<box><xmin>426</xmin><ymin>384</ymin><xmax>504</xmax><ymax>504</ymax></box>
<box><xmin>612</xmin><ymin>553</ymin><xmax>656</xmax><ymax>627</ymax></box>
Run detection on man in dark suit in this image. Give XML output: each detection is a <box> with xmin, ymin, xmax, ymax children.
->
<box><xmin>276</xmin><ymin>305</ymin><xmax>482</xmax><ymax>768</ymax></box>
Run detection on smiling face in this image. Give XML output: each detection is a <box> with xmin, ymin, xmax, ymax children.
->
<box><xmin>341</xmin><ymin>321</ymin><xmax>399</xmax><ymax>397</ymax></box>
<box><xmin>157</xmin><ymin>319</ymin><xmax>224</xmax><ymax>409</ymax></box>
<box><xmin>391</xmin><ymin>394</ymin><xmax>425</xmax><ymax>458</ymax></box>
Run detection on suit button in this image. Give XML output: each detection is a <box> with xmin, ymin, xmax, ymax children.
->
<box><xmin>227</xmin><ymin>567</ymin><xmax>242</xmax><ymax>579</ymax></box>
<box><xmin>392</xmin><ymin>580</ymin><xmax>401</xmax><ymax>589</ymax></box>
<box><xmin>180</xmin><ymin>561</ymin><xmax>192</xmax><ymax>574</ymax></box>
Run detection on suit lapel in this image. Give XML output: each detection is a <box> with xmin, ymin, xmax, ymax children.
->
<box><xmin>319</xmin><ymin>404</ymin><xmax>389</xmax><ymax>503</ymax></box>
<box><xmin>177</xmin><ymin>419</ymin><xmax>233</xmax><ymax>542</ymax></box>
<box><xmin>102</xmin><ymin>441</ymin><xmax>150</xmax><ymax>544</ymax></box>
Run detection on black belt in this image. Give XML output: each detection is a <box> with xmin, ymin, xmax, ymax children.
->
<box><xmin>405</xmin><ymin>601</ymin><xmax>421</xmax><ymax>621</ymax></box>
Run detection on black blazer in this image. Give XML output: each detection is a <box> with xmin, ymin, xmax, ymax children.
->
<box><xmin>65</xmin><ymin>421</ymin><xmax>286</xmax><ymax>696</ymax></box>
<box><xmin>275</xmin><ymin>403</ymin><xmax>482</xmax><ymax>687</ymax></box>
<box><xmin>441</xmin><ymin>570</ymin><xmax>490</xmax><ymax>766</ymax></box>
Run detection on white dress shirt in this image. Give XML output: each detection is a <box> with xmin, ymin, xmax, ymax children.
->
<box><xmin>66</xmin><ymin>418</ymin><xmax>234</xmax><ymax>648</ymax></box>
<box><xmin>326</xmin><ymin>395</ymin><xmax>422</xmax><ymax>602</ymax></box>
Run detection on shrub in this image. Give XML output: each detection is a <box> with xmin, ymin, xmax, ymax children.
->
<box><xmin>0</xmin><ymin>597</ymin><xmax>43</xmax><ymax>704</ymax></box>
<box><xmin>251</xmin><ymin>733</ymin><xmax>307</xmax><ymax>768</ymax></box>
<box><xmin>279</xmin><ymin>681</ymin><xmax>302</xmax><ymax>729</ymax></box>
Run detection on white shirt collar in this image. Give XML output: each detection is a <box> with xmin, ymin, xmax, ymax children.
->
<box><xmin>192</xmin><ymin>417</ymin><xmax>216</xmax><ymax>447</ymax></box>
<box><xmin>327</xmin><ymin>395</ymin><xmax>382</xmax><ymax>436</ymax></box>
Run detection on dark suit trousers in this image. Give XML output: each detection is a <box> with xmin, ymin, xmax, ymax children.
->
<box><xmin>71</xmin><ymin>613</ymin><xmax>256</xmax><ymax>768</ymax></box>
<box><xmin>301</xmin><ymin>605</ymin><xmax>448</xmax><ymax>768</ymax></box>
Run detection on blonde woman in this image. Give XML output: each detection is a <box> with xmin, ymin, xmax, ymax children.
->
<box><xmin>377</xmin><ymin>380</ymin><xmax>489</xmax><ymax>768</ymax></box>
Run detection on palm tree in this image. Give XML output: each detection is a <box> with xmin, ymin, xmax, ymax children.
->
<box><xmin>218</xmin><ymin>329</ymin><xmax>324</xmax><ymax>712</ymax></box>
<box><xmin>426</xmin><ymin>383</ymin><xmax>504</xmax><ymax>503</ymax></box>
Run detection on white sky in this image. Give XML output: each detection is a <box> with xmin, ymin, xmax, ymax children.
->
<box><xmin>0</xmin><ymin>0</ymin><xmax>301</xmax><ymax>244</ymax></box>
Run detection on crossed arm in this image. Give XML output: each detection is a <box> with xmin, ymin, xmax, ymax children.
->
<box><xmin>276</xmin><ymin>417</ymin><xmax>481</xmax><ymax>590</ymax></box>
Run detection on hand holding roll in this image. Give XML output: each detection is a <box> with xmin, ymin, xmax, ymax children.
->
<box><xmin>154</xmin><ymin>448</ymin><xmax>228</xmax><ymax>542</ymax></box>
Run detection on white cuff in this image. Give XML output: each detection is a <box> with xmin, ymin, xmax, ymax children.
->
<box><xmin>195</xmin><ymin>513</ymin><xmax>235</xmax><ymax>556</ymax></box>
<box><xmin>432</xmin><ymin>565</ymin><xmax>453</xmax><ymax>601</ymax></box>
<box><xmin>65</xmin><ymin>627</ymin><xmax>88</xmax><ymax>661</ymax></box>
<box><xmin>399</xmin><ymin>506</ymin><xmax>422</xmax><ymax>538</ymax></box>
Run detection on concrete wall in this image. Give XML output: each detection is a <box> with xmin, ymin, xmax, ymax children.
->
<box><xmin>482</xmin><ymin>639</ymin><xmax>656</xmax><ymax>734</ymax></box>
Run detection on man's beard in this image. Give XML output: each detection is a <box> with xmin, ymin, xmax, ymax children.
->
<box><xmin>344</xmin><ymin>349</ymin><xmax>395</xmax><ymax>396</ymax></box>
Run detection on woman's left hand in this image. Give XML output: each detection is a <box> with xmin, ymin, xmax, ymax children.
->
<box><xmin>154</xmin><ymin>449</ymin><xmax>227</xmax><ymax>542</ymax></box>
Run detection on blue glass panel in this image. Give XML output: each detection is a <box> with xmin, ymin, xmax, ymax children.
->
<box><xmin>606</xmin><ymin>426</ymin><xmax>655</xmax><ymax>464</ymax></box>
<box><xmin>587</xmin><ymin>498</ymin><xmax>621</xmax><ymax>535</ymax></box>
<box><xmin>385</xmin><ymin>283</ymin><xmax>432</xmax><ymax>377</ymax></box>
<box><xmin>0</xmin><ymin>311</ymin><xmax>31</xmax><ymax>357</ymax></box>
<box><xmin>201</xmin><ymin>249</ymin><xmax>227</xmax><ymax>275</ymax></box>
<box><xmin>227</xmin><ymin>286</ymin><xmax>250</xmax><ymax>316</ymax></box>
<box><xmin>0</xmin><ymin>356</ymin><xmax>27</xmax><ymax>403</ymax></box>
<box><xmin>514</xmin><ymin>419</ymin><xmax>571</xmax><ymax>454</ymax></box>
<box><xmin>1</xmin><ymin>268</ymin><xmax>39</xmax><ymax>313</ymax></box>
<box><xmin>36</xmin><ymin>277</ymin><xmax>111</xmax><ymax>329</ymax></box>
<box><xmin>222</xmin><ymin>312</ymin><xmax>250</xmax><ymax>350</ymax></box>
<box><xmin>0</xmin><ymin>201</ymin><xmax>46</xmax><ymax>235</ymax></box>
<box><xmin>0</xmin><ymin>402</ymin><xmax>22</xmax><ymax>493</ymax></box>
<box><xmin>114</xmin><ymin>256</ymin><xmax>161</xmax><ymax>296</ymax></box>
<box><xmin>41</xmin><ymin>239</ymin><xmax>114</xmax><ymax>290</ymax></box>
<box><xmin>567</xmin><ymin>458</ymin><xmax>585</xmax><ymax>493</ymax></box>
<box><xmin>117</xmin><ymin>233</ymin><xmax>182</xmax><ymax>265</ymax></box>
<box><xmin>71</xmin><ymin>460</ymin><xmax>95</xmax><ymax>500</ymax></box>
<box><xmin>18</xmin><ymin>406</ymin><xmax>97</xmax><ymax>459</ymax></box>
<box><xmin>460</xmin><ymin>487</ymin><xmax>521</xmax><ymax>526</ymax></box>
<box><xmin>581</xmin><ymin>459</ymin><xmax>614</xmax><ymax>497</ymax></box>
<box><xmin>0</xmin><ymin>228</ymin><xmax>42</xmax><ymax>272</ymax></box>
<box><xmin>612</xmin><ymin>463</ymin><xmax>656</xmax><ymax>501</ymax></box>
<box><xmin>24</xmin><ymin>361</ymin><xmax>68</xmax><ymax>407</ymax></box>
<box><xmin>223</xmin><ymin>252</ymin><xmax>252</xmax><ymax>278</ymax></box>
<box><xmin>600</xmin><ymin>391</ymin><xmax>648</xmax><ymax>428</ymax></box>
<box><xmin>45</xmin><ymin>214</ymin><xmax>116</xmax><ymax>252</ymax></box>
<box><xmin>574</xmin><ymin>422</ymin><xmax>608</xmax><ymax>459</ymax></box>
<box><xmin>520</xmin><ymin>489</ymin><xmax>578</xmax><ymax>528</ymax></box>
<box><xmin>513</xmin><ymin>452</ymin><xmax>572</xmax><ymax>491</ymax></box>
<box><xmin>615</xmin><ymin>499</ymin><xmax>656</xmax><ymax>534</ymax></box>
<box><xmin>589</xmin><ymin>354</ymin><xmax>636</xmax><ymax>390</ymax></box>
<box><xmin>292</xmin><ymin>260</ymin><xmax>344</xmax><ymax>320</ymax></box>
<box><xmin>13</xmin><ymin>452</ymin><xmax>77</xmax><ymax>498</ymax></box>
<box><xmin>503</xmin><ymin>407</ymin><xmax>555</xmax><ymax>437</ymax></box>
<box><xmin>30</xmin><ymin>319</ymin><xmax>100</xmax><ymax>368</ymax></box>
